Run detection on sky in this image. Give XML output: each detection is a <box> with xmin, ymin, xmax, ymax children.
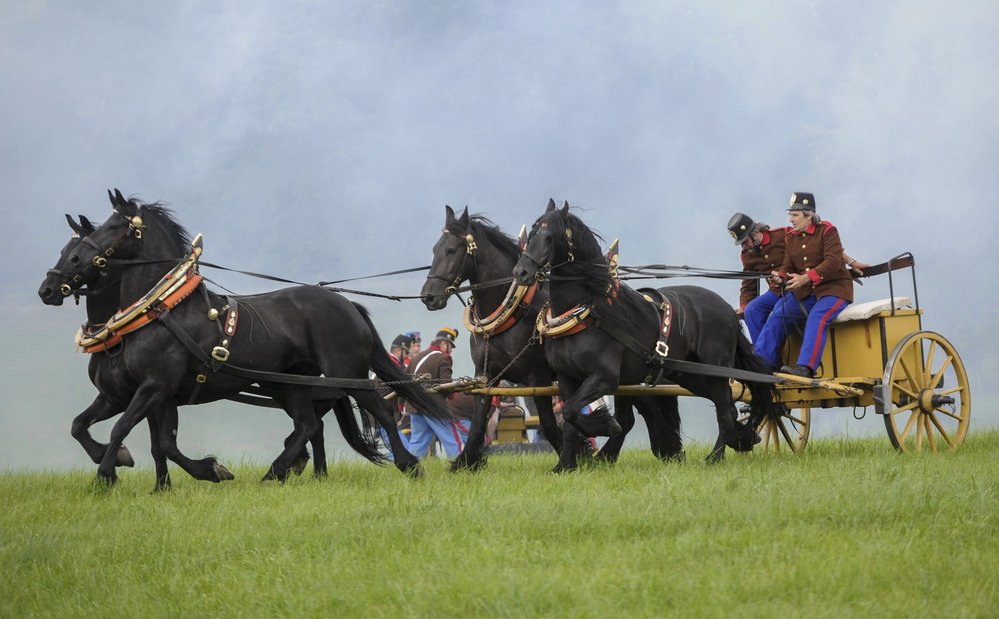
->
<box><xmin>1</xmin><ymin>1</ymin><xmax>996</xmax><ymax>471</ymax></box>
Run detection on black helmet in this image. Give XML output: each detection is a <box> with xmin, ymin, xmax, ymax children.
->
<box><xmin>390</xmin><ymin>334</ymin><xmax>411</xmax><ymax>350</ymax></box>
<box><xmin>788</xmin><ymin>192</ymin><xmax>816</xmax><ymax>212</ymax></box>
<box><xmin>727</xmin><ymin>212</ymin><xmax>756</xmax><ymax>245</ymax></box>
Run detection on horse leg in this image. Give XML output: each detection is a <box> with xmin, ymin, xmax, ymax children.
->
<box><xmin>450</xmin><ymin>395</ymin><xmax>492</xmax><ymax>472</ymax></box>
<box><xmin>350</xmin><ymin>390</ymin><xmax>422</xmax><ymax>477</ymax></box>
<box><xmin>70</xmin><ymin>395</ymin><xmax>133</xmax><ymax>467</ymax></box>
<box><xmin>653</xmin><ymin>396</ymin><xmax>685</xmax><ymax>461</ymax></box>
<box><xmin>596</xmin><ymin>396</ymin><xmax>635</xmax><ymax>463</ymax></box>
<box><xmin>560</xmin><ymin>374</ymin><xmax>622</xmax><ymax>439</ymax></box>
<box><xmin>148</xmin><ymin>407</ymin><xmax>171</xmax><ymax>492</ymax></box>
<box><xmin>154</xmin><ymin>404</ymin><xmax>235</xmax><ymax>484</ymax></box>
<box><xmin>309</xmin><ymin>400</ymin><xmax>330</xmax><ymax>478</ymax></box>
<box><xmin>96</xmin><ymin>384</ymin><xmax>166</xmax><ymax>485</ymax></box>
<box><xmin>263</xmin><ymin>386</ymin><xmax>321</xmax><ymax>483</ymax></box>
<box><xmin>533</xmin><ymin>395</ymin><xmax>562</xmax><ymax>452</ymax></box>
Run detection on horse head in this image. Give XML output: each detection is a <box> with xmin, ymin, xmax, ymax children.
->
<box><xmin>513</xmin><ymin>198</ymin><xmax>567</xmax><ymax>285</ymax></box>
<box><xmin>421</xmin><ymin>205</ymin><xmax>475</xmax><ymax>310</ymax></box>
<box><xmin>38</xmin><ymin>214</ymin><xmax>102</xmax><ymax>305</ymax></box>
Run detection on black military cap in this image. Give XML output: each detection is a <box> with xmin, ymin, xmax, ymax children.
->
<box><xmin>391</xmin><ymin>334</ymin><xmax>411</xmax><ymax>350</ymax></box>
<box><xmin>788</xmin><ymin>192</ymin><xmax>816</xmax><ymax>211</ymax></box>
<box><xmin>727</xmin><ymin>212</ymin><xmax>756</xmax><ymax>245</ymax></box>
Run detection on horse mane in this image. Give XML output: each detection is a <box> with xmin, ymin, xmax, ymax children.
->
<box><xmin>129</xmin><ymin>199</ymin><xmax>192</xmax><ymax>254</ymax></box>
<box><xmin>447</xmin><ymin>214</ymin><xmax>522</xmax><ymax>264</ymax></box>
<box><xmin>548</xmin><ymin>209</ymin><xmax>614</xmax><ymax>300</ymax></box>
<box><xmin>547</xmin><ymin>208</ymin><xmax>654</xmax><ymax>324</ymax></box>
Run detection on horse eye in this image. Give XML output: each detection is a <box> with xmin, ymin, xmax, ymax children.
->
<box><xmin>69</xmin><ymin>254</ymin><xmax>80</xmax><ymax>265</ymax></box>
<box><xmin>445</xmin><ymin>247</ymin><xmax>456</xmax><ymax>255</ymax></box>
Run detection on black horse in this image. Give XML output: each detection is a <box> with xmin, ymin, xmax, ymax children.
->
<box><xmin>38</xmin><ymin>189</ymin><xmax>450</xmax><ymax>486</ymax></box>
<box><xmin>420</xmin><ymin>206</ymin><xmax>683</xmax><ymax>472</ymax></box>
<box><xmin>39</xmin><ymin>216</ymin><xmax>372</xmax><ymax>488</ymax></box>
<box><xmin>513</xmin><ymin>201</ymin><xmax>778</xmax><ymax>469</ymax></box>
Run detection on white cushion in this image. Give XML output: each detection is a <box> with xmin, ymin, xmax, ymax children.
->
<box><xmin>832</xmin><ymin>296</ymin><xmax>913</xmax><ymax>323</ymax></box>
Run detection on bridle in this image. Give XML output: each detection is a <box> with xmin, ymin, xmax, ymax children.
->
<box><xmin>520</xmin><ymin>220</ymin><xmax>576</xmax><ymax>281</ymax></box>
<box><xmin>47</xmin><ymin>209</ymin><xmax>146</xmax><ymax>298</ymax></box>
<box><xmin>426</xmin><ymin>227</ymin><xmax>478</xmax><ymax>297</ymax></box>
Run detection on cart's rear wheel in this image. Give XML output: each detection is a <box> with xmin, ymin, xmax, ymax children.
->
<box><xmin>739</xmin><ymin>406</ymin><xmax>811</xmax><ymax>453</ymax></box>
<box><xmin>882</xmin><ymin>331</ymin><xmax>970</xmax><ymax>452</ymax></box>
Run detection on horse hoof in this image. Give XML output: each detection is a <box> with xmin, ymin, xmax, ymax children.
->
<box><xmin>290</xmin><ymin>458</ymin><xmax>309</xmax><ymax>477</ymax></box>
<box><xmin>213</xmin><ymin>462</ymin><xmax>234</xmax><ymax>482</ymax></box>
<box><xmin>152</xmin><ymin>478</ymin><xmax>172</xmax><ymax>493</ymax></box>
<box><xmin>705</xmin><ymin>449</ymin><xmax>725</xmax><ymax>463</ymax></box>
<box><xmin>405</xmin><ymin>465</ymin><xmax>424</xmax><ymax>479</ymax></box>
<box><xmin>449</xmin><ymin>452</ymin><xmax>486</xmax><ymax>473</ymax></box>
<box><xmin>260</xmin><ymin>466</ymin><xmax>284</xmax><ymax>483</ymax></box>
<box><xmin>594</xmin><ymin>450</ymin><xmax>619</xmax><ymax>464</ymax></box>
<box><xmin>663</xmin><ymin>450</ymin><xmax>686</xmax><ymax>463</ymax></box>
<box><xmin>116</xmin><ymin>445</ymin><xmax>135</xmax><ymax>468</ymax></box>
<box><xmin>575</xmin><ymin>410</ymin><xmax>622</xmax><ymax>438</ymax></box>
<box><xmin>95</xmin><ymin>472</ymin><xmax>117</xmax><ymax>487</ymax></box>
<box><xmin>551</xmin><ymin>463</ymin><xmax>577</xmax><ymax>474</ymax></box>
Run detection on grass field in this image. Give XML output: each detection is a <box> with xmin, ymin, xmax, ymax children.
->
<box><xmin>2</xmin><ymin>432</ymin><xmax>997</xmax><ymax>618</ymax></box>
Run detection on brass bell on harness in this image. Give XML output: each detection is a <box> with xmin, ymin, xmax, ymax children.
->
<box><xmin>207</xmin><ymin>308</ymin><xmax>220</xmax><ymax>320</ymax></box>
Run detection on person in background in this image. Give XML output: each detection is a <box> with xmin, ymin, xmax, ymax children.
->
<box><xmin>752</xmin><ymin>192</ymin><xmax>855</xmax><ymax>378</ymax></box>
<box><xmin>404</xmin><ymin>327</ymin><xmax>466</xmax><ymax>458</ymax></box>
<box><xmin>375</xmin><ymin>334</ymin><xmax>412</xmax><ymax>459</ymax></box>
<box><xmin>728</xmin><ymin>209</ymin><xmax>867</xmax><ymax>344</ymax></box>
<box><xmin>486</xmin><ymin>380</ymin><xmax>520</xmax><ymax>445</ymax></box>
<box><xmin>404</xmin><ymin>331</ymin><xmax>422</xmax><ymax>366</ymax></box>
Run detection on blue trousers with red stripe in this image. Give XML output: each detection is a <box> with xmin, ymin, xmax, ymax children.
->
<box><xmin>406</xmin><ymin>414</ymin><xmax>469</xmax><ymax>459</ymax></box>
<box><xmin>753</xmin><ymin>293</ymin><xmax>850</xmax><ymax>371</ymax></box>
<box><xmin>744</xmin><ymin>289</ymin><xmax>781</xmax><ymax>343</ymax></box>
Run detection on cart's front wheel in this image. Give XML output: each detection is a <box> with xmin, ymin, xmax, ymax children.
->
<box><xmin>739</xmin><ymin>406</ymin><xmax>811</xmax><ymax>454</ymax></box>
<box><xmin>882</xmin><ymin>331</ymin><xmax>970</xmax><ymax>452</ymax></box>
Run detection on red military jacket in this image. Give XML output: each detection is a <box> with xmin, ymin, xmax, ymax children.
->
<box><xmin>739</xmin><ymin>226</ymin><xmax>788</xmax><ymax>310</ymax></box>
<box><xmin>404</xmin><ymin>344</ymin><xmax>453</xmax><ymax>409</ymax></box>
<box><xmin>780</xmin><ymin>221</ymin><xmax>854</xmax><ymax>302</ymax></box>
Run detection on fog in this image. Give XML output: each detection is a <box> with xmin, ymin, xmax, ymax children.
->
<box><xmin>1</xmin><ymin>2</ymin><xmax>996</xmax><ymax>471</ymax></box>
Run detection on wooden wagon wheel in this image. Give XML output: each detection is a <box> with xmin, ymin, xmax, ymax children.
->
<box><xmin>758</xmin><ymin>406</ymin><xmax>810</xmax><ymax>453</ymax></box>
<box><xmin>738</xmin><ymin>406</ymin><xmax>811</xmax><ymax>453</ymax></box>
<box><xmin>882</xmin><ymin>331</ymin><xmax>970</xmax><ymax>452</ymax></box>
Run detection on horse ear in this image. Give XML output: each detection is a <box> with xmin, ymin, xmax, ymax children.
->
<box><xmin>546</xmin><ymin>198</ymin><xmax>556</xmax><ymax>213</ymax></box>
<box><xmin>78</xmin><ymin>215</ymin><xmax>96</xmax><ymax>234</ymax></box>
<box><xmin>113</xmin><ymin>188</ymin><xmax>128</xmax><ymax>209</ymax></box>
<box><xmin>108</xmin><ymin>189</ymin><xmax>116</xmax><ymax>207</ymax></box>
<box><xmin>458</xmin><ymin>206</ymin><xmax>469</xmax><ymax>228</ymax></box>
<box><xmin>560</xmin><ymin>201</ymin><xmax>570</xmax><ymax>217</ymax></box>
<box><xmin>445</xmin><ymin>205</ymin><xmax>456</xmax><ymax>224</ymax></box>
<box><xmin>65</xmin><ymin>214</ymin><xmax>83</xmax><ymax>235</ymax></box>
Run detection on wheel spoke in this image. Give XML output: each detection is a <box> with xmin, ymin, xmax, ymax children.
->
<box><xmin>892</xmin><ymin>400</ymin><xmax>920</xmax><ymax>416</ymax></box>
<box><xmin>934</xmin><ymin>407</ymin><xmax>964</xmax><ymax>422</ymax></box>
<box><xmin>897</xmin><ymin>409</ymin><xmax>919</xmax><ymax>442</ymax></box>
<box><xmin>925</xmin><ymin>416</ymin><xmax>939</xmax><ymax>451</ymax></box>
<box><xmin>923</xmin><ymin>341</ymin><xmax>937</xmax><ymax>385</ymax></box>
<box><xmin>787</xmin><ymin>413</ymin><xmax>807</xmax><ymax>425</ymax></box>
<box><xmin>898</xmin><ymin>356</ymin><xmax>920</xmax><ymax>390</ymax></box>
<box><xmin>929</xmin><ymin>355</ymin><xmax>954</xmax><ymax>391</ymax></box>
<box><xmin>777</xmin><ymin>418</ymin><xmax>796</xmax><ymax>450</ymax></box>
<box><xmin>894</xmin><ymin>383</ymin><xmax>920</xmax><ymax>400</ymax></box>
<box><xmin>915</xmin><ymin>414</ymin><xmax>925</xmax><ymax>450</ymax></box>
<box><xmin>928</xmin><ymin>414</ymin><xmax>955</xmax><ymax>448</ymax></box>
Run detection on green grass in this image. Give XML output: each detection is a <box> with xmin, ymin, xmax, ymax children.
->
<box><xmin>2</xmin><ymin>433</ymin><xmax>997</xmax><ymax>618</ymax></box>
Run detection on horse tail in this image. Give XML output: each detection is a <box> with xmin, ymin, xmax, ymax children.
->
<box><xmin>326</xmin><ymin>397</ymin><xmax>386</xmax><ymax>465</ymax></box>
<box><xmin>352</xmin><ymin>303</ymin><xmax>453</xmax><ymax>421</ymax></box>
<box><xmin>734</xmin><ymin>334</ymin><xmax>781</xmax><ymax>428</ymax></box>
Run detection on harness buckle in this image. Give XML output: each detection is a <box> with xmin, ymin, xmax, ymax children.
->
<box><xmin>655</xmin><ymin>341</ymin><xmax>670</xmax><ymax>357</ymax></box>
<box><xmin>196</xmin><ymin>374</ymin><xmax>208</xmax><ymax>383</ymax></box>
<box><xmin>211</xmin><ymin>346</ymin><xmax>230</xmax><ymax>362</ymax></box>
